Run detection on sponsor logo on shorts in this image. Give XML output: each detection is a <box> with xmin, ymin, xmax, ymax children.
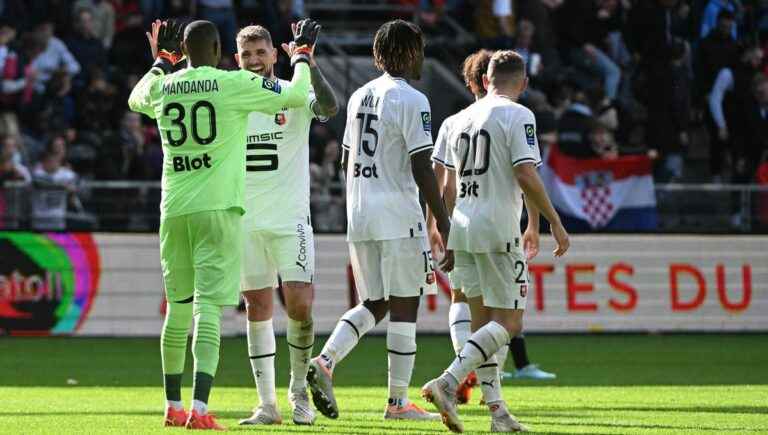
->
<box><xmin>426</xmin><ymin>271</ymin><xmax>435</xmax><ymax>285</ymax></box>
<box><xmin>296</xmin><ymin>223</ymin><xmax>308</xmax><ymax>273</ymax></box>
<box><xmin>520</xmin><ymin>284</ymin><xmax>528</xmax><ymax>298</ymax></box>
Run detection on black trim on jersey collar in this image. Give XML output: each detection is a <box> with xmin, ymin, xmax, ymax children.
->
<box><xmin>385</xmin><ymin>73</ymin><xmax>408</xmax><ymax>82</ymax></box>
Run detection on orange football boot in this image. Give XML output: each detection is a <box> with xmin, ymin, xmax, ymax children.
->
<box><xmin>164</xmin><ymin>406</ymin><xmax>188</xmax><ymax>427</ymax></box>
<box><xmin>456</xmin><ymin>371</ymin><xmax>477</xmax><ymax>405</ymax></box>
<box><xmin>185</xmin><ymin>410</ymin><xmax>226</xmax><ymax>430</ymax></box>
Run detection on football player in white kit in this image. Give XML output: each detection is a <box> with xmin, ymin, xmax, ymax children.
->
<box><xmin>234</xmin><ymin>24</ymin><xmax>339</xmax><ymax>426</ymax></box>
<box><xmin>421</xmin><ymin>50</ymin><xmax>570</xmax><ymax>433</ymax></box>
<box><xmin>307</xmin><ymin>20</ymin><xmax>452</xmax><ymax>421</ymax></box>
<box><xmin>430</xmin><ymin>50</ymin><xmax>556</xmax><ymax>407</ymax></box>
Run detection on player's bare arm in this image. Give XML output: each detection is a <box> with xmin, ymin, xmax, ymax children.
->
<box><xmin>514</xmin><ymin>162</ymin><xmax>569</xmax><ymax>257</ymax></box>
<box><xmin>522</xmin><ymin>195</ymin><xmax>541</xmax><ymax>261</ymax></box>
<box><xmin>309</xmin><ymin>64</ymin><xmax>338</xmax><ymax>118</ymax></box>
<box><xmin>411</xmin><ymin>150</ymin><xmax>454</xmax><ymax>271</ymax></box>
<box><xmin>427</xmin><ymin>162</ymin><xmax>447</xmax><ymax>255</ymax></box>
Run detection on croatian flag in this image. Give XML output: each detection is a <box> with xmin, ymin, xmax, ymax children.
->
<box><xmin>539</xmin><ymin>146</ymin><xmax>658</xmax><ymax>231</ymax></box>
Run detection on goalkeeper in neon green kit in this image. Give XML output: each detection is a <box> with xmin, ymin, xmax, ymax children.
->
<box><xmin>128</xmin><ymin>18</ymin><xmax>319</xmax><ymax>430</ymax></box>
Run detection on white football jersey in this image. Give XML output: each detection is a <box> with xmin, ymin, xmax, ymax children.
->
<box><xmin>243</xmin><ymin>79</ymin><xmax>322</xmax><ymax>233</ymax></box>
<box><xmin>431</xmin><ymin>110</ymin><xmax>463</xmax><ymax>166</ymax></box>
<box><xmin>343</xmin><ymin>73</ymin><xmax>433</xmax><ymax>242</ymax></box>
<box><xmin>445</xmin><ymin>95</ymin><xmax>541</xmax><ymax>253</ymax></box>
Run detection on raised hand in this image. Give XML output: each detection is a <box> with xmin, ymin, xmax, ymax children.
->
<box><xmin>293</xmin><ymin>18</ymin><xmax>321</xmax><ymax>48</ymax></box>
<box><xmin>156</xmin><ymin>19</ymin><xmax>185</xmax><ymax>65</ymax></box>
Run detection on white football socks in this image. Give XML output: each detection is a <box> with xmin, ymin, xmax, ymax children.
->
<box><xmin>247</xmin><ymin>319</ymin><xmax>277</xmax><ymax>406</ymax></box>
<box><xmin>448</xmin><ymin>302</ymin><xmax>472</xmax><ymax>355</ymax></box>
<box><xmin>494</xmin><ymin>342</ymin><xmax>509</xmax><ymax>373</ymax></box>
<box><xmin>167</xmin><ymin>400</ymin><xmax>183</xmax><ymax>411</ymax></box>
<box><xmin>387</xmin><ymin>321</ymin><xmax>417</xmax><ymax>406</ymax></box>
<box><xmin>319</xmin><ymin>304</ymin><xmax>376</xmax><ymax>373</ymax></box>
<box><xmin>477</xmin><ymin>355</ymin><xmax>502</xmax><ymax>405</ymax></box>
<box><xmin>287</xmin><ymin>318</ymin><xmax>314</xmax><ymax>394</ymax></box>
<box><xmin>444</xmin><ymin>321</ymin><xmax>510</xmax><ymax>387</ymax></box>
<box><xmin>192</xmin><ymin>399</ymin><xmax>208</xmax><ymax>415</ymax></box>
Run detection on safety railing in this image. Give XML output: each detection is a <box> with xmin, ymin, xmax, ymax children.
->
<box><xmin>2</xmin><ymin>181</ymin><xmax>767</xmax><ymax>233</ymax></box>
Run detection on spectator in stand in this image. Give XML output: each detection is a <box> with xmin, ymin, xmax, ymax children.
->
<box><xmin>700</xmin><ymin>0</ymin><xmax>740</xmax><ymax>39</ymax></box>
<box><xmin>729</xmin><ymin>72</ymin><xmax>768</xmax><ymax>184</ymax></box>
<box><xmin>65</xmin><ymin>7</ymin><xmax>108</xmax><ymax>88</ymax></box>
<box><xmin>73</xmin><ymin>0</ymin><xmax>116</xmax><ymax>48</ymax></box>
<box><xmin>557</xmin><ymin>81</ymin><xmax>599</xmax><ymax>158</ymax></box>
<box><xmin>473</xmin><ymin>0</ymin><xmax>515</xmax><ymax>47</ymax></box>
<box><xmin>76</xmin><ymin>67</ymin><xmax>120</xmax><ymax>133</ymax></box>
<box><xmin>514</xmin><ymin>20</ymin><xmax>543</xmax><ymax>78</ymax></box>
<box><xmin>310</xmin><ymin>136</ymin><xmax>345</xmax><ymax>232</ymax></box>
<box><xmin>556</xmin><ymin>0</ymin><xmax>622</xmax><ymax>102</ymax></box>
<box><xmin>111</xmin><ymin>0</ymin><xmax>141</xmax><ymax>33</ymax></box>
<box><xmin>696</xmin><ymin>10</ymin><xmax>740</xmax><ymax>99</ymax></box>
<box><xmin>99</xmin><ymin>110</ymin><xmax>161</xmax><ymax>180</ymax></box>
<box><xmin>516</xmin><ymin>0</ymin><xmax>562</xmax><ymax>69</ymax></box>
<box><xmin>31</xmin><ymin>139</ymin><xmax>79</xmax><ymax>230</ymax></box>
<box><xmin>138</xmin><ymin>0</ymin><xmax>165</xmax><ymax>27</ymax></box>
<box><xmin>196</xmin><ymin>0</ymin><xmax>237</xmax><ymax>55</ymax></box>
<box><xmin>109</xmin><ymin>11</ymin><xmax>153</xmax><ymax>75</ymax></box>
<box><xmin>28</xmin><ymin>19</ymin><xmax>80</xmax><ymax>94</ymax></box>
<box><xmin>28</xmin><ymin>68</ymin><xmax>76</xmax><ymax>136</ymax></box>
<box><xmin>165</xmin><ymin>0</ymin><xmax>196</xmax><ymax>21</ymax></box>
<box><xmin>0</xmin><ymin>1</ymin><xmax>31</xmax><ymax>34</ymax></box>
<box><xmin>708</xmin><ymin>45</ymin><xmax>765</xmax><ymax>181</ymax></box>
<box><xmin>0</xmin><ymin>134</ymin><xmax>31</xmax><ymax>183</ymax></box>
<box><xmin>588</xmin><ymin>120</ymin><xmax>620</xmax><ymax>160</ymax></box>
<box><xmin>14</xmin><ymin>33</ymin><xmax>45</xmax><ymax>107</ymax></box>
<box><xmin>0</xmin><ymin>134</ymin><xmax>30</xmax><ymax>227</ymax></box>
<box><xmin>0</xmin><ymin>19</ymin><xmax>23</xmax><ymax>111</ymax></box>
<box><xmin>647</xmin><ymin>40</ymin><xmax>691</xmax><ymax>181</ymax></box>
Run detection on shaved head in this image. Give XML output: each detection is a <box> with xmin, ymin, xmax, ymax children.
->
<box><xmin>183</xmin><ymin>20</ymin><xmax>220</xmax><ymax>67</ymax></box>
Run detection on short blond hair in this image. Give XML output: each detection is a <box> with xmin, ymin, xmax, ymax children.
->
<box><xmin>236</xmin><ymin>25</ymin><xmax>272</xmax><ymax>48</ymax></box>
<box><xmin>487</xmin><ymin>50</ymin><xmax>526</xmax><ymax>84</ymax></box>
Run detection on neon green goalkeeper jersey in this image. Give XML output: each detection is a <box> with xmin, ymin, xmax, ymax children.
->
<box><xmin>128</xmin><ymin>64</ymin><xmax>311</xmax><ymax>218</ymax></box>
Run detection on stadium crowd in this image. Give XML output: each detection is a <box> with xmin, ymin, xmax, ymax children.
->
<box><xmin>418</xmin><ymin>0</ymin><xmax>768</xmax><ymax>185</ymax></box>
<box><xmin>1</xmin><ymin>0</ymin><xmax>767</xmax><ymax>230</ymax></box>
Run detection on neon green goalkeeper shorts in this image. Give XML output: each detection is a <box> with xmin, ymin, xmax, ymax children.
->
<box><xmin>159</xmin><ymin>209</ymin><xmax>242</xmax><ymax>306</ymax></box>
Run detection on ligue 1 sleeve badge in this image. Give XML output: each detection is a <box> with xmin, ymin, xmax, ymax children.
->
<box><xmin>275</xmin><ymin>113</ymin><xmax>286</xmax><ymax>125</ymax></box>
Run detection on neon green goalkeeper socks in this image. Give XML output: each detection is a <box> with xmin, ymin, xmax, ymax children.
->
<box><xmin>161</xmin><ymin>301</ymin><xmax>193</xmax><ymax>401</ymax></box>
<box><xmin>192</xmin><ymin>302</ymin><xmax>222</xmax><ymax>403</ymax></box>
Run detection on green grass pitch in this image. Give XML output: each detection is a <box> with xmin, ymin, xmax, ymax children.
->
<box><xmin>0</xmin><ymin>334</ymin><xmax>766</xmax><ymax>434</ymax></box>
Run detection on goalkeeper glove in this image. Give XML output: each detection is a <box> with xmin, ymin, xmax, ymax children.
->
<box><xmin>291</xmin><ymin>19</ymin><xmax>321</xmax><ymax>66</ymax></box>
<box><xmin>157</xmin><ymin>19</ymin><xmax>185</xmax><ymax>65</ymax></box>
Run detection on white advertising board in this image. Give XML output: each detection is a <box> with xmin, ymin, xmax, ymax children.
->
<box><xmin>1</xmin><ymin>233</ymin><xmax>765</xmax><ymax>335</ymax></box>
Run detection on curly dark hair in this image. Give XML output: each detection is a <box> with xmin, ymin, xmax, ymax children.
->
<box><xmin>461</xmin><ymin>49</ymin><xmax>493</xmax><ymax>97</ymax></box>
<box><xmin>373</xmin><ymin>20</ymin><xmax>423</xmax><ymax>77</ymax></box>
